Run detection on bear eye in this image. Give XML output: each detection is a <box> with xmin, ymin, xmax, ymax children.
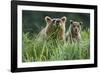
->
<box><xmin>73</xmin><ymin>25</ymin><xmax>75</xmax><ymax>27</ymax></box>
<box><xmin>52</xmin><ymin>20</ymin><xmax>55</xmax><ymax>23</ymax></box>
<box><xmin>77</xmin><ymin>25</ymin><xmax>79</xmax><ymax>28</ymax></box>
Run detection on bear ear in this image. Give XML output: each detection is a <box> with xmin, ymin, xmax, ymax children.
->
<box><xmin>80</xmin><ymin>22</ymin><xmax>83</xmax><ymax>25</ymax></box>
<box><xmin>45</xmin><ymin>16</ymin><xmax>52</xmax><ymax>23</ymax></box>
<box><xmin>70</xmin><ymin>20</ymin><xmax>73</xmax><ymax>24</ymax></box>
<box><xmin>61</xmin><ymin>16</ymin><xmax>67</xmax><ymax>22</ymax></box>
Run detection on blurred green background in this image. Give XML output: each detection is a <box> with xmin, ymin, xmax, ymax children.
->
<box><xmin>22</xmin><ymin>10</ymin><xmax>90</xmax><ymax>34</ymax></box>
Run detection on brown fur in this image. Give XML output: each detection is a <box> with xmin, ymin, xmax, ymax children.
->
<box><xmin>39</xmin><ymin>16</ymin><xmax>67</xmax><ymax>41</ymax></box>
<box><xmin>66</xmin><ymin>20</ymin><xmax>82</xmax><ymax>42</ymax></box>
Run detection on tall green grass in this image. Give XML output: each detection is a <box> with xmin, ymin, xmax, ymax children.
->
<box><xmin>22</xmin><ymin>29</ymin><xmax>90</xmax><ymax>62</ymax></box>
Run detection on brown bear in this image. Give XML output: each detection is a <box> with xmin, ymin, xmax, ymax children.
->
<box><xmin>66</xmin><ymin>20</ymin><xmax>82</xmax><ymax>42</ymax></box>
<box><xmin>38</xmin><ymin>16</ymin><xmax>67</xmax><ymax>41</ymax></box>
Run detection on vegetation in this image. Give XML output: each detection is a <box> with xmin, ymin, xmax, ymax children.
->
<box><xmin>22</xmin><ymin>29</ymin><xmax>90</xmax><ymax>62</ymax></box>
<box><xmin>22</xmin><ymin>10</ymin><xmax>90</xmax><ymax>62</ymax></box>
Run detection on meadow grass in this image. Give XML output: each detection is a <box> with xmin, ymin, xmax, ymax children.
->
<box><xmin>22</xmin><ymin>29</ymin><xmax>90</xmax><ymax>62</ymax></box>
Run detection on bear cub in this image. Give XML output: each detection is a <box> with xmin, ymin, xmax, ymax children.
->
<box><xmin>66</xmin><ymin>20</ymin><xmax>82</xmax><ymax>42</ymax></box>
<box><xmin>39</xmin><ymin>16</ymin><xmax>67</xmax><ymax>41</ymax></box>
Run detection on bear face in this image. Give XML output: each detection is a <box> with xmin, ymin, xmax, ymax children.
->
<box><xmin>70</xmin><ymin>20</ymin><xmax>82</xmax><ymax>36</ymax></box>
<box><xmin>45</xmin><ymin>16</ymin><xmax>67</xmax><ymax>40</ymax></box>
<box><xmin>45</xmin><ymin>16</ymin><xmax>66</xmax><ymax>29</ymax></box>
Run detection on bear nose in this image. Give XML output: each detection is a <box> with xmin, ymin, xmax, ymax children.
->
<box><xmin>75</xmin><ymin>28</ymin><xmax>78</xmax><ymax>32</ymax></box>
<box><xmin>56</xmin><ymin>20</ymin><xmax>60</xmax><ymax>24</ymax></box>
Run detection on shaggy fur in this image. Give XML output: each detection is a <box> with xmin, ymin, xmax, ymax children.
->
<box><xmin>66</xmin><ymin>20</ymin><xmax>82</xmax><ymax>42</ymax></box>
<box><xmin>39</xmin><ymin>16</ymin><xmax>67</xmax><ymax>41</ymax></box>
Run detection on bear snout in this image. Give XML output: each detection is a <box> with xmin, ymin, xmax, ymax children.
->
<box><xmin>56</xmin><ymin>20</ymin><xmax>61</xmax><ymax>26</ymax></box>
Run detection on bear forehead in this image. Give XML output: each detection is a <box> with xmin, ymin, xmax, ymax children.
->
<box><xmin>73</xmin><ymin>22</ymin><xmax>80</xmax><ymax>25</ymax></box>
<box><xmin>52</xmin><ymin>18</ymin><xmax>61</xmax><ymax>20</ymax></box>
